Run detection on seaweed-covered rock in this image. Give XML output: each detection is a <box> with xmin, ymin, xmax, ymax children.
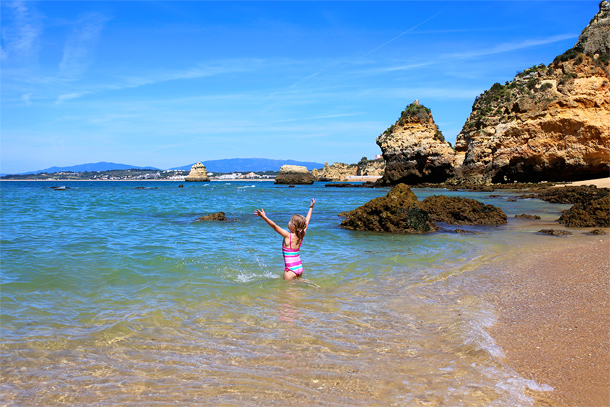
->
<box><xmin>420</xmin><ymin>195</ymin><xmax>507</xmax><ymax>225</ymax></box>
<box><xmin>340</xmin><ymin>184</ymin><xmax>436</xmax><ymax>234</ymax></box>
<box><xmin>558</xmin><ymin>195</ymin><xmax>610</xmax><ymax>227</ymax></box>
<box><xmin>588</xmin><ymin>229</ymin><xmax>607</xmax><ymax>235</ymax></box>
<box><xmin>197</xmin><ymin>212</ymin><xmax>227</xmax><ymax>221</ymax></box>
<box><xmin>538</xmin><ymin>229</ymin><xmax>573</xmax><ymax>236</ymax></box>
<box><xmin>515</xmin><ymin>214</ymin><xmax>542</xmax><ymax>220</ymax></box>
<box><xmin>520</xmin><ymin>185</ymin><xmax>609</xmax><ymax>204</ymax></box>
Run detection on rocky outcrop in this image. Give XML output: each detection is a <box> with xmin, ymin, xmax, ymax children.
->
<box><xmin>340</xmin><ymin>184</ymin><xmax>437</xmax><ymax>233</ymax></box>
<box><xmin>419</xmin><ymin>195</ymin><xmax>507</xmax><ymax>225</ymax></box>
<box><xmin>197</xmin><ymin>212</ymin><xmax>227</xmax><ymax>221</ymax></box>
<box><xmin>274</xmin><ymin>165</ymin><xmax>315</xmax><ymax>184</ymax></box>
<box><xmin>519</xmin><ymin>185</ymin><xmax>609</xmax><ymax>204</ymax></box>
<box><xmin>558</xmin><ymin>195</ymin><xmax>610</xmax><ymax>227</ymax></box>
<box><xmin>376</xmin><ymin>101</ymin><xmax>455</xmax><ymax>185</ymax></box>
<box><xmin>357</xmin><ymin>158</ymin><xmax>386</xmax><ymax>176</ymax></box>
<box><xmin>313</xmin><ymin>162</ymin><xmax>357</xmax><ymax>181</ymax></box>
<box><xmin>574</xmin><ymin>1</ymin><xmax>610</xmax><ymax>56</ymax></box>
<box><xmin>453</xmin><ymin>2</ymin><xmax>610</xmax><ymax>184</ymax></box>
<box><xmin>185</xmin><ymin>162</ymin><xmax>210</xmax><ymax>182</ymax></box>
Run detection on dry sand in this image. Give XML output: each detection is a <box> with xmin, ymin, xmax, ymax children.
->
<box><xmin>486</xmin><ymin>236</ymin><xmax>610</xmax><ymax>406</ymax></box>
<box><xmin>554</xmin><ymin>177</ymin><xmax>610</xmax><ymax>189</ymax></box>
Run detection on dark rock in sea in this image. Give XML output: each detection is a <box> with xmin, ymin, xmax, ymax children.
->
<box><xmin>452</xmin><ymin>229</ymin><xmax>480</xmax><ymax>234</ymax></box>
<box><xmin>515</xmin><ymin>214</ymin><xmax>542</xmax><ymax>220</ymax></box>
<box><xmin>489</xmin><ymin>194</ymin><xmax>501</xmax><ymax>198</ymax></box>
<box><xmin>538</xmin><ymin>229</ymin><xmax>573</xmax><ymax>236</ymax></box>
<box><xmin>178</xmin><ymin>184</ymin><xmax>184</xmax><ymax>188</ymax></box>
<box><xmin>507</xmin><ymin>199</ymin><xmax>517</xmax><ymax>202</ymax></box>
<box><xmin>558</xmin><ymin>195</ymin><xmax>610</xmax><ymax>227</ymax></box>
<box><xmin>519</xmin><ymin>185</ymin><xmax>609</xmax><ymax>204</ymax></box>
<box><xmin>325</xmin><ymin>182</ymin><xmax>376</xmax><ymax>188</ymax></box>
<box><xmin>340</xmin><ymin>184</ymin><xmax>437</xmax><ymax>234</ymax></box>
<box><xmin>588</xmin><ymin>229</ymin><xmax>607</xmax><ymax>235</ymax></box>
<box><xmin>197</xmin><ymin>212</ymin><xmax>227</xmax><ymax>221</ymax></box>
<box><xmin>419</xmin><ymin>195</ymin><xmax>507</xmax><ymax>225</ymax></box>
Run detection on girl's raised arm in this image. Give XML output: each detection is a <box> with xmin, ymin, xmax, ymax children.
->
<box><xmin>254</xmin><ymin>208</ymin><xmax>289</xmax><ymax>237</ymax></box>
<box><xmin>305</xmin><ymin>198</ymin><xmax>316</xmax><ymax>227</ymax></box>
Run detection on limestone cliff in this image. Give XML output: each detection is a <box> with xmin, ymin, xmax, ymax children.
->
<box><xmin>313</xmin><ymin>162</ymin><xmax>357</xmax><ymax>181</ymax></box>
<box><xmin>357</xmin><ymin>158</ymin><xmax>386</xmax><ymax>177</ymax></box>
<box><xmin>376</xmin><ymin>101</ymin><xmax>455</xmax><ymax>185</ymax></box>
<box><xmin>454</xmin><ymin>1</ymin><xmax>610</xmax><ymax>183</ymax></box>
<box><xmin>185</xmin><ymin>162</ymin><xmax>210</xmax><ymax>182</ymax></box>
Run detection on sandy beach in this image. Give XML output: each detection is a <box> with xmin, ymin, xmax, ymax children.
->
<box><xmin>485</xmin><ymin>235</ymin><xmax>609</xmax><ymax>406</ymax></box>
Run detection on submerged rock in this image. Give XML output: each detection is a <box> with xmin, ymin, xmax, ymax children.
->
<box><xmin>340</xmin><ymin>184</ymin><xmax>437</xmax><ymax>234</ymax></box>
<box><xmin>197</xmin><ymin>212</ymin><xmax>227</xmax><ymax>221</ymax></box>
<box><xmin>520</xmin><ymin>185</ymin><xmax>609</xmax><ymax>204</ymax></box>
<box><xmin>274</xmin><ymin>165</ymin><xmax>315</xmax><ymax>185</ymax></box>
<box><xmin>538</xmin><ymin>229</ymin><xmax>573</xmax><ymax>236</ymax></box>
<box><xmin>588</xmin><ymin>228</ymin><xmax>607</xmax><ymax>235</ymax></box>
<box><xmin>420</xmin><ymin>195</ymin><xmax>507</xmax><ymax>225</ymax></box>
<box><xmin>515</xmin><ymin>214</ymin><xmax>542</xmax><ymax>220</ymax></box>
<box><xmin>558</xmin><ymin>195</ymin><xmax>610</xmax><ymax>227</ymax></box>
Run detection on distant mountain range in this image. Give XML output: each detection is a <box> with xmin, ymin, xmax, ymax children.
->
<box><xmin>9</xmin><ymin>158</ymin><xmax>325</xmax><ymax>176</ymax></box>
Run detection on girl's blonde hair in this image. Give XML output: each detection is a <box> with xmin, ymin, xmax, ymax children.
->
<box><xmin>289</xmin><ymin>214</ymin><xmax>307</xmax><ymax>239</ymax></box>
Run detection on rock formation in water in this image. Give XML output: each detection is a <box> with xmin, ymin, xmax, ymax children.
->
<box><xmin>340</xmin><ymin>184</ymin><xmax>437</xmax><ymax>233</ymax></box>
<box><xmin>274</xmin><ymin>165</ymin><xmax>315</xmax><ymax>184</ymax></box>
<box><xmin>185</xmin><ymin>162</ymin><xmax>211</xmax><ymax>182</ymax></box>
<box><xmin>453</xmin><ymin>1</ymin><xmax>610</xmax><ymax>184</ymax></box>
<box><xmin>376</xmin><ymin>101</ymin><xmax>456</xmax><ymax>185</ymax></box>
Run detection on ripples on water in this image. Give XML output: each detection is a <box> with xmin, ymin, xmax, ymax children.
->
<box><xmin>0</xmin><ymin>181</ymin><xmax>568</xmax><ymax>406</ymax></box>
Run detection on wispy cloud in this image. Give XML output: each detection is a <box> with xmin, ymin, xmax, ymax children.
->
<box><xmin>53</xmin><ymin>59</ymin><xmax>261</xmax><ymax>104</ymax></box>
<box><xmin>0</xmin><ymin>0</ymin><xmax>43</xmax><ymax>61</ymax></box>
<box><xmin>444</xmin><ymin>33</ymin><xmax>577</xmax><ymax>60</ymax></box>
<box><xmin>59</xmin><ymin>13</ymin><xmax>110</xmax><ymax>80</ymax></box>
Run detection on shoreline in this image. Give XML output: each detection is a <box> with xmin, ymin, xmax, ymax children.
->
<box><xmin>483</xmin><ymin>235</ymin><xmax>610</xmax><ymax>406</ymax></box>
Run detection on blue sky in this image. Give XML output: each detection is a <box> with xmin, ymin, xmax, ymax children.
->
<box><xmin>1</xmin><ymin>1</ymin><xmax>599</xmax><ymax>174</ymax></box>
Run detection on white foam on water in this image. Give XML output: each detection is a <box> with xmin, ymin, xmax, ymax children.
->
<box><xmin>463</xmin><ymin>301</ymin><xmax>554</xmax><ymax>406</ymax></box>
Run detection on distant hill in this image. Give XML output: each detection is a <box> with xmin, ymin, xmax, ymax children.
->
<box><xmin>18</xmin><ymin>162</ymin><xmax>159</xmax><ymax>175</ymax></box>
<box><xmin>172</xmin><ymin>158</ymin><xmax>325</xmax><ymax>173</ymax></box>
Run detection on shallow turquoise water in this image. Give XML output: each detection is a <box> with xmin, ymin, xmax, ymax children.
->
<box><xmin>0</xmin><ymin>181</ymin><xmax>573</xmax><ymax>406</ymax></box>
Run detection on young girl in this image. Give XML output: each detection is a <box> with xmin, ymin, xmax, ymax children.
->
<box><xmin>254</xmin><ymin>199</ymin><xmax>316</xmax><ymax>280</ymax></box>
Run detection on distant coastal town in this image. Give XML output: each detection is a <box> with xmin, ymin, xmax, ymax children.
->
<box><xmin>0</xmin><ymin>168</ymin><xmax>278</xmax><ymax>181</ymax></box>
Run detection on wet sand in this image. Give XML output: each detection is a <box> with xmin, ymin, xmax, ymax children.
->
<box><xmin>486</xmin><ymin>235</ymin><xmax>610</xmax><ymax>406</ymax></box>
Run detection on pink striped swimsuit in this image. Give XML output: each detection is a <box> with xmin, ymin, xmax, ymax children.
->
<box><xmin>282</xmin><ymin>234</ymin><xmax>303</xmax><ymax>276</ymax></box>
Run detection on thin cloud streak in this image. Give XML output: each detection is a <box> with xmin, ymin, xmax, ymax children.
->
<box><xmin>444</xmin><ymin>33</ymin><xmax>578</xmax><ymax>59</ymax></box>
<box><xmin>1</xmin><ymin>0</ymin><xmax>42</xmax><ymax>60</ymax></box>
<box><xmin>59</xmin><ymin>13</ymin><xmax>109</xmax><ymax>80</ymax></box>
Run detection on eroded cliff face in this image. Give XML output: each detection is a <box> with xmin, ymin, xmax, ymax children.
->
<box><xmin>376</xmin><ymin>101</ymin><xmax>455</xmax><ymax>185</ymax></box>
<box><xmin>454</xmin><ymin>2</ymin><xmax>610</xmax><ymax>184</ymax></box>
<box><xmin>313</xmin><ymin>162</ymin><xmax>358</xmax><ymax>181</ymax></box>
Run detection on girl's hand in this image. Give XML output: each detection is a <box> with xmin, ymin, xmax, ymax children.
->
<box><xmin>310</xmin><ymin>198</ymin><xmax>316</xmax><ymax>208</ymax></box>
<box><xmin>254</xmin><ymin>208</ymin><xmax>266</xmax><ymax>218</ymax></box>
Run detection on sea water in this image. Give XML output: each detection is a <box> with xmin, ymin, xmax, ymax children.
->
<box><xmin>0</xmin><ymin>181</ymin><xmax>572</xmax><ymax>406</ymax></box>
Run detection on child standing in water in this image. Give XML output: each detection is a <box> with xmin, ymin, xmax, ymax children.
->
<box><xmin>254</xmin><ymin>199</ymin><xmax>316</xmax><ymax>280</ymax></box>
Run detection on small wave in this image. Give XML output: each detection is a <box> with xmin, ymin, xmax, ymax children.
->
<box><xmin>238</xmin><ymin>185</ymin><xmax>256</xmax><ymax>189</ymax></box>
